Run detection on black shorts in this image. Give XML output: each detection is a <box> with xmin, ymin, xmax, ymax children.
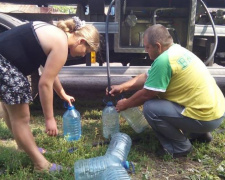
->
<box><xmin>0</xmin><ymin>54</ymin><xmax>33</xmax><ymax>104</ymax></box>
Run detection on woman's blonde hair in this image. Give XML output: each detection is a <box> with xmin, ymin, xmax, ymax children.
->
<box><xmin>57</xmin><ymin>18</ymin><xmax>100</xmax><ymax>52</ymax></box>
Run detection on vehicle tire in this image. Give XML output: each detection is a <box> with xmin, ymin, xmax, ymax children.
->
<box><xmin>0</xmin><ymin>13</ymin><xmax>39</xmax><ymax>99</ymax></box>
<box><xmin>0</xmin><ymin>13</ymin><xmax>24</xmax><ymax>32</ymax></box>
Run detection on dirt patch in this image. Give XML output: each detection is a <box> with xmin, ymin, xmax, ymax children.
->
<box><xmin>131</xmin><ymin>157</ymin><xmax>202</xmax><ymax>180</ymax></box>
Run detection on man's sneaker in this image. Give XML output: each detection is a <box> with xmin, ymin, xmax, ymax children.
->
<box><xmin>156</xmin><ymin>148</ymin><xmax>173</xmax><ymax>158</ymax></box>
<box><xmin>190</xmin><ymin>132</ymin><xmax>213</xmax><ymax>143</ymax></box>
<box><xmin>173</xmin><ymin>146</ymin><xmax>193</xmax><ymax>158</ymax></box>
<box><xmin>156</xmin><ymin>146</ymin><xmax>193</xmax><ymax>158</ymax></box>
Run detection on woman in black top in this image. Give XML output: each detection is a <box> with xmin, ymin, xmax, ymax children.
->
<box><xmin>0</xmin><ymin>16</ymin><xmax>100</xmax><ymax>172</ymax></box>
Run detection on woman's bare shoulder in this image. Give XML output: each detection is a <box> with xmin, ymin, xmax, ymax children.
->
<box><xmin>33</xmin><ymin>22</ymin><xmax>68</xmax><ymax>55</ymax></box>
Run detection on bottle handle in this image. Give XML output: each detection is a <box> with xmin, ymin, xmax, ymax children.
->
<box><xmin>64</xmin><ymin>101</ymin><xmax>74</xmax><ymax>109</ymax></box>
<box><xmin>64</xmin><ymin>101</ymin><xmax>69</xmax><ymax>109</ymax></box>
<box><xmin>102</xmin><ymin>96</ymin><xmax>115</xmax><ymax>105</ymax></box>
<box><xmin>102</xmin><ymin>98</ymin><xmax>108</xmax><ymax>105</ymax></box>
<box><xmin>128</xmin><ymin>161</ymin><xmax>135</xmax><ymax>174</ymax></box>
<box><xmin>102</xmin><ymin>94</ymin><xmax>124</xmax><ymax>105</ymax></box>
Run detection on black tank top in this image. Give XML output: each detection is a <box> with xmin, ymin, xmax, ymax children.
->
<box><xmin>0</xmin><ymin>22</ymin><xmax>47</xmax><ymax>76</ymax></box>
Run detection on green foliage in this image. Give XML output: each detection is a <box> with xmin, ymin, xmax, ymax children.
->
<box><xmin>52</xmin><ymin>5</ymin><xmax>76</xmax><ymax>14</ymax></box>
<box><xmin>0</xmin><ymin>107</ymin><xmax>225</xmax><ymax>179</ymax></box>
<box><xmin>217</xmin><ymin>160</ymin><xmax>225</xmax><ymax>178</ymax></box>
<box><xmin>82</xmin><ymin>109</ymin><xmax>102</xmax><ymax>120</ymax></box>
<box><xmin>0</xmin><ymin>120</ymin><xmax>13</xmax><ymax>139</ymax></box>
<box><xmin>0</xmin><ymin>147</ymin><xmax>32</xmax><ymax>174</ymax></box>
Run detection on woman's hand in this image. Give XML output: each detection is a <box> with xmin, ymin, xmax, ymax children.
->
<box><xmin>45</xmin><ymin>118</ymin><xmax>58</xmax><ymax>136</ymax></box>
<box><xmin>62</xmin><ymin>94</ymin><xmax>75</xmax><ymax>106</ymax></box>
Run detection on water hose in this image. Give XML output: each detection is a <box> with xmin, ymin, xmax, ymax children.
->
<box><xmin>105</xmin><ymin>0</ymin><xmax>115</xmax><ymax>93</ymax></box>
<box><xmin>198</xmin><ymin>0</ymin><xmax>218</xmax><ymax>65</ymax></box>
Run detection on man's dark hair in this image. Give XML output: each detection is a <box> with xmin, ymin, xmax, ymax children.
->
<box><xmin>144</xmin><ymin>24</ymin><xmax>173</xmax><ymax>47</ymax></box>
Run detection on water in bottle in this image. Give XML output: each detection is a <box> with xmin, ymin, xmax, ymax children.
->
<box><xmin>74</xmin><ymin>154</ymin><xmax>129</xmax><ymax>180</ymax></box>
<box><xmin>105</xmin><ymin>132</ymin><xmax>132</xmax><ymax>162</ymax></box>
<box><xmin>100</xmin><ymin>166</ymin><xmax>131</xmax><ymax>180</ymax></box>
<box><xmin>102</xmin><ymin>101</ymin><xmax>119</xmax><ymax>139</ymax></box>
<box><xmin>63</xmin><ymin>104</ymin><xmax>81</xmax><ymax>141</ymax></box>
<box><xmin>120</xmin><ymin>107</ymin><xmax>149</xmax><ymax>133</ymax></box>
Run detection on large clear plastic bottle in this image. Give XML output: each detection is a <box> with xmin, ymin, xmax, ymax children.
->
<box><xmin>102</xmin><ymin>101</ymin><xmax>119</xmax><ymax>139</ymax></box>
<box><xmin>74</xmin><ymin>154</ymin><xmax>129</xmax><ymax>180</ymax></box>
<box><xmin>100</xmin><ymin>166</ymin><xmax>131</xmax><ymax>180</ymax></box>
<box><xmin>105</xmin><ymin>132</ymin><xmax>132</xmax><ymax>162</ymax></box>
<box><xmin>63</xmin><ymin>104</ymin><xmax>81</xmax><ymax>141</ymax></box>
<box><xmin>120</xmin><ymin>107</ymin><xmax>149</xmax><ymax>133</ymax></box>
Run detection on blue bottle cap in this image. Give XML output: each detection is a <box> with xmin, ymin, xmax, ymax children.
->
<box><xmin>68</xmin><ymin>105</ymin><xmax>75</xmax><ymax>110</ymax></box>
<box><xmin>106</xmin><ymin>101</ymin><xmax>113</xmax><ymax>106</ymax></box>
<box><xmin>121</xmin><ymin>161</ymin><xmax>129</xmax><ymax>169</ymax></box>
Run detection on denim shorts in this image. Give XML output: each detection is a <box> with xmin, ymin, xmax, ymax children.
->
<box><xmin>0</xmin><ymin>54</ymin><xmax>33</xmax><ymax>105</ymax></box>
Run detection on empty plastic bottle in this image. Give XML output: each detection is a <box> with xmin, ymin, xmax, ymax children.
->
<box><xmin>102</xmin><ymin>101</ymin><xmax>120</xmax><ymax>139</ymax></box>
<box><xmin>105</xmin><ymin>132</ymin><xmax>132</xmax><ymax>162</ymax></box>
<box><xmin>74</xmin><ymin>154</ymin><xmax>129</xmax><ymax>180</ymax></box>
<box><xmin>120</xmin><ymin>107</ymin><xmax>149</xmax><ymax>133</ymax></box>
<box><xmin>100</xmin><ymin>166</ymin><xmax>131</xmax><ymax>180</ymax></box>
<box><xmin>63</xmin><ymin>103</ymin><xmax>81</xmax><ymax>141</ymax></box>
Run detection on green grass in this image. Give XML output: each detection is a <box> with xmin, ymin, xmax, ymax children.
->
<box><xmin>0</xmin><ymin>98</ymin><xmax>225</xmax><ymax>180</ymax></box>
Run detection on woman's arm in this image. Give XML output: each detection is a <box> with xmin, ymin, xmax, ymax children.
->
<box><xmin>37</xmin><ymin>26</ymin><xmax>68</xmax><ymax>136</ymax></box>
<box><xmin>53</xmin><ymin>76</ymin><xmax>75</xmax><ymax>105</ymax></box>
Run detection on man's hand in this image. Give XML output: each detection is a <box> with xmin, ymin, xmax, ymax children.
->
<box><xmin>106</xmin><ymin>85</ymin><xmax>122</xmax><ymax>96</ymax></box>
<box><xmin>116</xmin><ymin>98</ymin><xmax>128</xmax><ymax>112</ymax></box>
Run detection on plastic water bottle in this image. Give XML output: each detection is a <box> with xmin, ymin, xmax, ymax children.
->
<box><xmin>105</xmin><ymin>132</ymin><xmax>132</xmax><ymax>162</ymax></box>
<box><xmin>102</xmin><ymin>101</ymin><xmax>119</xmax><ymax>139</ymax></box>
<box><xmin>120</xmin><ymin>107</ymin><xmax>149</xmax><ymax>133</ymax></box>
<box><xmin>74</xmin><ymin>154</ymin><xmax>129</xmax><ymax>180</ymax></box>
<box><xmin>63</xmin><ymin>103</ymin><xmax>81</xmax><ymax>141</ymax></box>
<box><xmin>100</xmin><ymin>166</ymin><xmax>131</xmax><ymax>180</ymax></box>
